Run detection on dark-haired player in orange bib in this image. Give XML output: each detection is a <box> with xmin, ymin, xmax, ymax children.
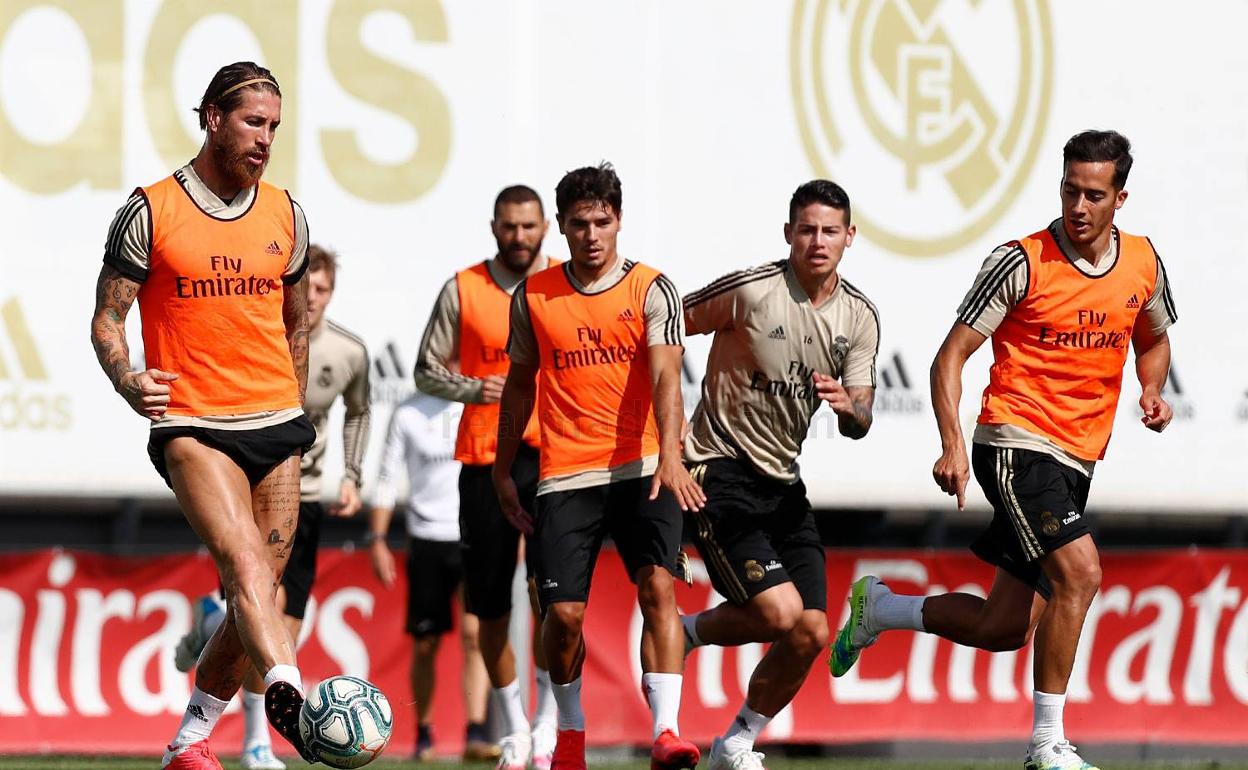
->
<box><xmin>830</xmin><ymin>130</ymin><xmax>1178</xmax><ymax>770</ymax></box>
<box><xmin>414</xmin><ymin>185</ymin><xmax>560</xmax><ymax>769</ymax></box>
<box><xmin>493</xmin><ymin>163</ymin><xmax>704</xmax><ymax>770</ymax></box>
<box><xmin>90</xmin><ymin>62</ymin><xmax>317</xmax><ymax>769</ymax></box>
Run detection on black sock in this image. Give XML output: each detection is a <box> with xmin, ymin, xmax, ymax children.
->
<box><xmin>465</xmin><ymin>722</ymin><xmax>489</xmax><ymax>744</ymax></box>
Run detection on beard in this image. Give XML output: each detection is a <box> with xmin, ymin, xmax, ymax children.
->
<box><xmin>211</xmin><ymin>138</ymin><xmax>267</xmax><ymax>190</ymax></box>
<box><xmin>497</xmin><ymin>242</ymin><xmax>541</xmax><ymax>273</ymax></box>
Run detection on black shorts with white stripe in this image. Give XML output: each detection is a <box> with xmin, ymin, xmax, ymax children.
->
<box><xmin>969</xmin><ymin>443</ymin><xmax>1092</xmax><ymax>600</ymax></box>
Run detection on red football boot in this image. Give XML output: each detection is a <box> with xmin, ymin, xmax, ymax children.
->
<box><xmin>651</xmin><ymin>729</ymin><xmax>701</xmax><ymax>770</ymax></box>
<box><xmin>163</xmin><ymin>741</ymin><xmax>224</xmax><ymax>770</ymax></box>
<box><xmin>550</xmin><ymin>728</ymin><xmax>586</xmax><ymax>770</ymax></box>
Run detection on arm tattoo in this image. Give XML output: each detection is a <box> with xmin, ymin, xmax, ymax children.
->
<box><xmin>90</xmin><ymin>265</ymin><xmax>140</xmax><ymax>390</ymax></box>
<box><xmin>284</xmin><ymin>274</ymin><xmax>310</xmax><ymax>404</ymax></box>
<box><xmin>838</xmin><ymin>386</ymin><xmax>875</xmax><ymax>439</ymax></box>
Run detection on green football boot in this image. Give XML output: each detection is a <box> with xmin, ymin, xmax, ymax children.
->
<box><xmin>828</xmin><ymin>575</ymin><xmax>882</xmax><ymax>677</ymax></box>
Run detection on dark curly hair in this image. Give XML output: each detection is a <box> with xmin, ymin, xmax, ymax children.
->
<box><xmin>555</xmin><ymin>162</ymin><xmax>623</xmax><ymax>220</ymax></box>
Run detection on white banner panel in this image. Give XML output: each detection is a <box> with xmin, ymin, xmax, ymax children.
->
<box><xmin>1</xmin><ymin>1</ymin><xmax>1245</xmax><ymax>511</ymax></box>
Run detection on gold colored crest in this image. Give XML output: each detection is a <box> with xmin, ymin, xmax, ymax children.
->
<box><xmin>791</xmin><ymin>0</ymin><xmax>1053</xmax><ymax>256</ymax></box>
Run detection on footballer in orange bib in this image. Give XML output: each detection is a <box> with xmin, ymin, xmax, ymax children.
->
<box><xmin>830</xmin><ymin>131</ymin><xmax>1178</xmax><ymax>770</ymax></box>
<box><xmin>493</xmin><ymin>164</ymin><xmax>703</xmax><ymax>770</ymax></box>
<box><xmin>412</xmin><ymin>185</ymin><xmax>561</xmax><ymax>765</ymax></box>
<box><xmin>91</xmin><ymin>63</ymin><xmax>318</xmax><ymax>768</ymax></box>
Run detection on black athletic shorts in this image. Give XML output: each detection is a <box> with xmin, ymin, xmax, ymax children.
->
<box><xmin>147</xmin><ymin>415</ymin><xmax>316</xmax><ymax>488</ymax></box>
<box><xmin>970</xmin><ymin>443</ymin><xmax>1094</xmax><ymax>600</ymax></box>
<box><xmin>281</xmin><ymin>500</ymin><xmax>325</xmax><ymax>620</ymax></box>
<box><xmin>687</xmin><ymin>458</ymin><xmax>827</xmax><ymax>611</ymax></box>
<box><xmin>406</xmin><ymin>538</ymin><xmax>463</xmax><ymax>637</ymax></box>
<box><xmin>534</xmin><ymin>475</ymin><xmax>681</xmax><ymax>610</ymax></box>
<box><xmin>459</xmin><ymin>443</ymin><xmax>540</xmax><ymax>620</ymax></box>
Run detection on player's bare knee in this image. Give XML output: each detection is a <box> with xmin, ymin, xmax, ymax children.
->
<box><xmin>478</xmin><ymin>616</ymin><xmax>508</xmax><ymax>646</ymax></box>
<box><xmin>635</xmin><ymin>566</ymin><xmax>676</xmax><ymax>613</ymax></box>
<box><xmin>546</xmin><ymin>602</ymin><xmax>586</xmax><ymax>637</ymax></box>
<box><xmin>413</xmin><ymin>634</ymin><xmax>440</xmax><ymax>661</ymax></box>
<box><xmin>787</xmin><ymin>612</ymin><xmax>829</xmax><ymax>657</ymax></box>
<box><xmin>1050</xmin><ymin>559</ymin><xmax>1102</xmax><ymax>604</ymax></box>
<box><xmin>750</xmin><ymin>593</ymin><xmax>802</xmax><ymax>639</ymax></box>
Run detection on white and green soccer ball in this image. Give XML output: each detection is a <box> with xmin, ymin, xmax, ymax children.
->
<box><xmin>298</xmin><ymin>676</ymin><xmax>393</xmax><ymax>768</ymax></box>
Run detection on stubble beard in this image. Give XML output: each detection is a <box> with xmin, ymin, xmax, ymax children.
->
<box><xmin>497</xmin><ymin>242</ymin><xmax>541</xmax><ymax>274</ymax></box>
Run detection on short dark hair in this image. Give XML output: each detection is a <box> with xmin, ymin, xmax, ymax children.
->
<box><xmin>194</xmin><ymin>62</ymin><xmax>281</xmax><ymax>131</ymax></box>
<box><xmin>789</xmin><ymin>179</ymin><xmax>851</xmax><ymax>224</ymax></box>
<box><xmin>494</xmin><ymin>185</ymin><xmax>544</xmax><ymax>218</ymax></box>
<box><xmin>1063</xmin><ymin>130</ymin><xmax>1133</xmax><ymax>189</ymax></box>
<box><xmin>307</xmin><ymin>244</ymin><xmax>338</xmax><ymax>287</ymax></box>
<box><xmin>555</xmin><ymin>162</ymin><xmax>623</xmax><ymax>220</ymax></box>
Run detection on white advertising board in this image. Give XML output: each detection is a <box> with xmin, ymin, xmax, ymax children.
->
<box><xmin>1</xmin><ymin>1</ymin><xmax>1244</xmax><ymax>511</ymax></box>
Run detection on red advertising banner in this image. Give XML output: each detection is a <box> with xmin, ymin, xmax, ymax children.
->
<box><xmin>1</xmin><ymin>548</ymin><xmax>1247</xmax><ymax>755</ymax></box>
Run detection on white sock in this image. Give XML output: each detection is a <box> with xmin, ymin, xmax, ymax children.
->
<box><xmin>642</xmin><ymin>673</ymin><xmax>682</xmax><ymax>739</ymax></box>
<box><xmin>721</xmin><ymin>703</ymin><xmax>770</xmax><ymax>756</ymax></box>
<box><xmin>871</xmin><ymin>591</ymin><xmax>926</xmax><ymax>633</ymax></box>
<box><xmin>262</xmin><ymin>664</ymin><xmax>304</xmax><ymax>695</ymax></box>
<box><xmin>551</xmin><ymin>677</ymin><xmax>585</xmax><ymax>731</ymax></box>
<box><xmin>162</xmin><ymin>687</ymin><xmax>229</xmax><ymax>765</ymax></box>
<box><xmin>242</xmin><ymin>690</ymin><xmax>272</xmax><ymax>749</ymax></box>
<box><xmin>496</xmin><ymin>679</ymin><xmax>530</xmax><ymax>736</ymax></box>
<box><xmin>533</xmin><ymin>668</ymin><xmax>557</xmax><ymax>728</ymax></box>
<box><xmin>1031</xmin><ymin>690</ymin><xmax>1066</xmax><ymax>748</ymax></box>
<box><xmin>681</xmin><ymin>614</ymin><xmax>705</xmax><ymax>648</ymax></box>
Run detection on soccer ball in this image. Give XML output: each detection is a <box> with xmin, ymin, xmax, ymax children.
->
<box><xmin>298</xmin><ymin>675</ymin><xmax>393</xmax><ymax>768</ymax></box>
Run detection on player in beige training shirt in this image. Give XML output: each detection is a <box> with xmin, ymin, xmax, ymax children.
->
<box><xmin>680</xmin><ymin>180</ymin><xmax>879</xmax><ymax>770</ymax></box>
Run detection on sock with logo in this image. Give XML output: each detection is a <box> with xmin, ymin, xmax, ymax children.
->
<box><xmin>533</xmin><ymin>667</ymin><xmax>558</xmax><ymax>728</ymax></box>
<box><xmin>161</xmin><ymin>687</ymin><xmax>229</xmax><ymax>765</ymax></box>
<box><xmin>642</xmin><ymin>672</ymin><xmax>682</xmax><ymax>739</ymax></box>
<box><xmin>242</xmin><ymin>689</ymin><xmax>273</xmax><ymax>749</ymax></box>
<box><xmin>495</xmin><ymin>679</ymin><xmax>530</xmax><ymax>736</ymax></box>
<box><xmin>551</xmin><ymin>677</ymin><xmax>585</xmax><ymax>731</ymax></box>
<box><xmin>872</xmin><ymin>591</ymin><xmax>926</xmax><ymax>633</ymax></box>
<box><xmin>721</xmin><ymin>703</ymin><xmax>770</xmax><ymax>756</ymax></box>
<box><xmin>1031</xmin><ymin>690</ymin><xmax>1067</xmax><ymax>748</ymax></box>
<box><xmin>681</xmin><ymin>613</ymin><xmax>705</xmax><ymax>648</ymax></box>
<box><xmin>262</xmin><ymin>664</ymin><xmax>304</xmax><ymax>695</ymax></box>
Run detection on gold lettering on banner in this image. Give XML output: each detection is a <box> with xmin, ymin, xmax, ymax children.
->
<box><xmin>0</xmin><ymin>0</ymin><xmax>123</xmax><ymax>193</ymax></box>
<box><xmin>0</xmin><ymin>297</ymin><xmax>71</xmax><ymax>431</ymax></box>
<box><xmin>322</xmin><ymin>0</ymin><xmax>451</xmax><ymax>203</ymax></box>
<box><xmin>0</xmin><ymin>298</ymin><xmax>47</xmax><ymax>381</ymax></box>
<box><xmin>143</xmin><ymin>0</ymin><xmax>299</xmax><ymax>190</ymax></box>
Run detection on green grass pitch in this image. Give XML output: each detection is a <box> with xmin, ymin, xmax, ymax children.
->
<box><xmin>0</xmin><ymin>758</ymin><xmax>1244</xmax><ymax>770</ymax></box>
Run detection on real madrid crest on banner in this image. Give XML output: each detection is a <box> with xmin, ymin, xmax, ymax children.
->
<box><xmin>790</xmin><ymin>0</ymin><xmax>1052</xmax><ymax>256</ymax></box>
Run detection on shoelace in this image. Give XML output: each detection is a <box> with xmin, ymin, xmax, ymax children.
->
<box><xmin>730</xmin><ymin>750</ymin><xmax>767</xmax><ymax>770</ymax></box>
<box><xmin>499</xmin><ymin>736</ymin><xmax>524</xmax><ymax>759</ymax></box>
